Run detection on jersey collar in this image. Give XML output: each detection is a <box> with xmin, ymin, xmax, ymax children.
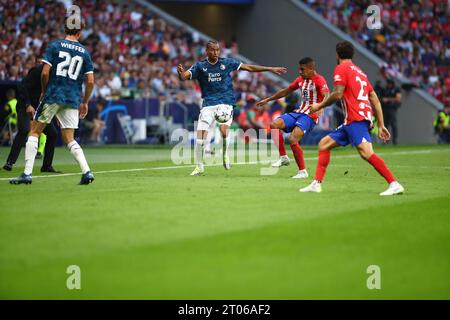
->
<box><xmin>206</xmin><ymin>58</ymin><xmax>219</xmax><ymax>65</ymax></box>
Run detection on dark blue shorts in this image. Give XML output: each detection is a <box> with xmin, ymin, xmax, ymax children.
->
<box><xmin>280</xmin><ymin>112</ymin><xmax>316</xmax><ymax>134</ymax></box>
<box><xmin>328</xmin><ymin>120</ymin><xmax>372</xmax><ymax>147</ymax></box>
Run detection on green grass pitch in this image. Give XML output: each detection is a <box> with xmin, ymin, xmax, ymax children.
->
<box><xmin>0</xmin><ymin>144</ymin><xmax>449</xmax><ymax>299</ymax></box>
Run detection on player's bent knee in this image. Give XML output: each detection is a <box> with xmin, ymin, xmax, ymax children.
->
<box><xmin>288</xmin><ymin>135</ymin><xmax>299</xmax><ymax>145</ymax></box>
<box><xmin>271</xmin><ymin>119</ymin><xmax>284</xmax><ymax>130</ymax></box>
<box><xmin>318</xmin><ymin>139</ymin><xmax>330</xmax><ymax>151</ymax></box>
<box><xmin>357</xmin><ymin>148</ymin><xmax>372</xmax><ymax>160</ymax></box>
<box><xmin>360</xmin><ymin>151</ymin><xmax>373</xmax><ymax>161</ymax></box>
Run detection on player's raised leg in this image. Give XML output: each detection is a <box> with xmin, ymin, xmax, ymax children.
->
<box><xmin>289</xmin><ymin>127</ymin><xmax>308</xmax><ymax>179</ymax></box>
<box><xmin>356</xmin><ymin>142</ymin><xmax>404</xmax><ymax>195</ymax></box>
<box><xmin>270</xmin><ymin>118</ymin><xmax>290</xmax><ymax>168</ymax></box>
<box><xmin>300</xmin><ymin>135</ymin><xmax>339</xmax><ymax>192</ymax></box>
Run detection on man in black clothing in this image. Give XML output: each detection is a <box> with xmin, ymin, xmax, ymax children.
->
<box><xmin>381</xmin><ymin>79</ymin><xmax>402</xmax><ymax>145</ymax></box>
<box><xmin>3</xmin><ymin>63</ymin><xmax>61</xmax><ymax>173</ymax></box>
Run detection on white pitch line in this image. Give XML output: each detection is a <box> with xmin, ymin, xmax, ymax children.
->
<box><xmin>0</xmin><ymin>149</ymin><xmax>444</xmax><ymax>181</ymax></box>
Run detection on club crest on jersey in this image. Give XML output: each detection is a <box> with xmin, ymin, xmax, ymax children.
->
<box><xmin>220</xmin><ymin>64</ymin><xmax>226</xmax><ymax>70</ymax></box>
<box><xmin>334</xmin><ymin>75</ymin><xmax>342</xmax><ymax>82</ymax></box>
<box><xmin>202</xmin><ymin>68</ymin><xmax>207</xmax><ymax>72</ymax></box>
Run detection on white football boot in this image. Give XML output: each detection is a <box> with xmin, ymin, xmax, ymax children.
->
<box><xmin>190</xmin><ymin>165</ymin><xmax>204</xmax><ymax>176</ymax></box>
<box><xmin>272</xmin><ymin>155</ymin><xmax>290</xmax><ymax>168</ymax></box>
<box><xmin>292</xmin><ymin>169</ymin><xmax>309</xmax><ymax>179</ymax></box>
<box><xmin>379</xmin><ymin>181</ymin><xmax>404</xmax><ymax>196</ymax></box>
<box><xmin>299</xmin><ymin>180</ymin><xmax>322</xmax><ymax>193</ymax></box>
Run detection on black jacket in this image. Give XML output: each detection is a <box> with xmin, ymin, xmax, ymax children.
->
<box><xmin>16</xmin><ymin>64</ymin><xmax>43</xmax><ymax>110</ymax></box>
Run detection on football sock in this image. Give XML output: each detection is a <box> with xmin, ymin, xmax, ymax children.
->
<box><xmin>24</xmin><ymin>135</ymin><xmax>39</xmax><ymax>175</ymax></box>
<box><xmin>290</xmin><ymin>143</ymin><xmax>305</xmax><ymax>170</ymax></box>
<box><xmin>68</xmin><ymin>140</ymin><xmax>90</xmax><ymax>174</ymax></box>
<box><xmin>314</xmin><ymin>150</ymin><xmax>330</xmax><ymax>182</ymax></box>
<box><xmin>367</xmin><ymin>153</ymin><xmax>396</xmax><ymax>184</ymax></box>
<box><xmin>38</xmin><ymin>133</ymin><xmax>46</xmax><ymax>154</ymax></box>
<box><xmin>196</xmin><ymin>139</ymin><xmax>205</xmax><ymax>167</ymax></box>
<box><xmin>222</xmin><ymin>136</ymin><xmax>229</xmax><ymax>157</ymax></box>
<box><xmin>272</xmin><ymin>130</ymin><xmax>287</xmax><ymax>157</ymax></box>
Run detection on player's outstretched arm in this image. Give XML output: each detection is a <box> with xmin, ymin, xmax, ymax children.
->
<box><xmin>177</xmin><ymin>64</ymin><xmax>192</xmax><ymax>81</ymax></box>
<box><xmin>240</xmin><ymin>64</ymin><xmax>287</xmax><ymax>75</ymax></box>
<box><xmin>310</xmin><ymin>85</ymin><xmax>345</xmax><ymax>113</ymax></box>
<box><xmin>80</xmin><ymin>73</ymin><xmax>95</xmax><ymax>119</ymax></box>
<box><xmin>255</xmin><ymin>87</ymin><xmax>293</xmax><ymax>107</ymax></box>
<box><xmin>369</xmin><ymin>90</ymin><xmax>391</xmax><ymax>142</ymax></box>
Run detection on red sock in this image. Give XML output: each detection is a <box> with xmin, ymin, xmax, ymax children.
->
<box><xmin>367</xmin><ymin>153</ymin><xmax>396</xmax><ymax>184</ymax></box>
<box><xmin>272</xmin><ymin>130</ymin><xmax>287</xmax><ymax>156</ymax></box>
<box><xmin>314</xmin><ymin>150</ymin><xmax>330</xmax><ymax>182</ymax></box>
<box><xmin>290</xmin><ymin>143</ymin><xmax>305</xmax><ymax>170</ymax></box>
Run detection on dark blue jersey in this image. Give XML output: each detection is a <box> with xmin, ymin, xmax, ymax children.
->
<box><xmin>189</xmin><ymin>57</ymin><xmax>241</xmax><ymax>107</ymax></box>
<box><xmin>41</xmin><ymin>39</ymin><xmax>94</xmax><ymax>109</ymax></box>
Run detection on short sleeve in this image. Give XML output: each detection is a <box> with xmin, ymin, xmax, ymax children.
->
<box><xmin>333</xmin><ymin>65</ymin><xmax>347</xmax><ymax>87</ymax></box>
<box><xmin>42</xmin><ymin>42</ymin><xmax>56</xmax><ymax>67</ymax></box>
<box><xmin>83</xmin><ymin>52</ymin><xmax>94</xmax><ymax>75</ymax></box>
<box><xmin>227</xmin><ymin>58</ymin><xmax>242</xmax><ymax>71</ymax></box>
<box><xmin>188</xmin><ymin>62</ymin><xmax>200</xmax><ymax>80</ymax></box>
<box><xmin>289</xmin><ymin>77</ymin><xmax>301</xmax><ymax>91</ymax></box>
<box><xmin>316</xmin><ymin>76</ymin><xmax>330</xmax><ymax>94</ymax></box>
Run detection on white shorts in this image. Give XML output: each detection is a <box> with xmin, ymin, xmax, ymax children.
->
<box><xmin>197</xmin><ymin>104</ymin><xmax>233</xmax><ymax>131</ymax></box>
<box><xmin>35</xmin><ymin>103</ymin><xmax>79</xmax><ymax>129</ymax></box>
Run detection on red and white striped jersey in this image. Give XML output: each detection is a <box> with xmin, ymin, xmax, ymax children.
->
<box><xmin>288</xmin><ymin>73</ymin><xmax>329</xmax><ymax>123</ymax></box>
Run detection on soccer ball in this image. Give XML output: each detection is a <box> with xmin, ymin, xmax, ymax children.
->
<box><xmin>214</xmin><ymin>105</ymin><xmax>233</xmax><ymax>123</ymax></box>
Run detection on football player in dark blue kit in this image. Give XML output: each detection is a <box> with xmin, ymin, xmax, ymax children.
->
<box><xmin>177</xmin><ymin>40</ymin><xmax>287</xmax><ymax>175</ymax></box>
<box><xmin>10</xmin><ymin>18</ymin><xmax>95</xmax><ymax>185</ymax></box>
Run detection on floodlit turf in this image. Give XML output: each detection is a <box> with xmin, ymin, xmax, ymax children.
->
<box><xmin>0</xmin><ymin>144</ymin><xmax>449</xmax><ymax>299</ymax></box>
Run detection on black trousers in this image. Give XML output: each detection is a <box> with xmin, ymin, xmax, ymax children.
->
<box><xmin>384</xmin><ymin>109</ymin><xmax>398</xmax><ymax>145</ymax></box>
<box><xmin>6</xmin><ymin>106</ymin><xmax>57</xmax><ymax>169</ymax></box>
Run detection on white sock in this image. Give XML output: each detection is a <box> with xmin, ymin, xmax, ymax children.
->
<box><xmin>196</xmin><ymin>139</ymin><xmax>204</xmax><ymax>167</ymax></box>
<box><xmin>222</xmin><ymin>136</ymin><xmax>229</xmax><ymax>157</ymax></box>
<box><xmin>204</xmin><ymin>133</ymin><xmax>211</xmax><ymax>152</ymax></box>
<box><xmin>68</xmin><ymin>140</ymin><xmax>90</xmax><ymax>174</ymax></box>
<box><xmin>24</xmin><ymin>136</ymin><xmax>39</xmax><ymax>175</ymax></box>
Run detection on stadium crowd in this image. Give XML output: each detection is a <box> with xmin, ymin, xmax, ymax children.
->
<box><xmin>0</xmin><ymin>0</ymin><xmax>284</xmax><ymax>121</ymax></box>
<box><xmin>304</xmin><ymin>0</ymin><xmax>450</xmax><ymax>105</ymax></box>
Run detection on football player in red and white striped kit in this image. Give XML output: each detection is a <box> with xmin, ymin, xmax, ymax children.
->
<box><xmin>256</xmin><ymin>57</ymin><xmax>329</xmax><ymax>179</ymax></box>
<box><xmin>301</xmin><ymin>41</ymin><xmax>404</xmax><ymax>195</ymax></box>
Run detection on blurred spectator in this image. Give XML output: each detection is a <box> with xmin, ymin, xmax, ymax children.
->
<box><xmin>1</xmin><ymin>0</ymin><xmax>284</xmax><ymax>130</ymax></box>
<box><xmin>304</xmin><ymin>0</ymin><xmax>449</xmax><ymax>103</ymax></box>
<box><xmin>82</xmin><ymin>100</ymin><xmax>106</xmax><ymax>144</ymax></box>
<box><xmin>237</xmin><ymin>96</ymin><xmax>271</xmax><ymax>134</ymax></box>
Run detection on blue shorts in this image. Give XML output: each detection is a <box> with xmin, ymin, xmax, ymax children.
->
<box><xmin>328</xmin><ymin>121</ymin><xmax>372</xmax><ymax>147</ymax></box>
<box><xmin>280</xmin><ymin>112</ymin><xmax>316</xmax><ymax>134</ymax></box>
